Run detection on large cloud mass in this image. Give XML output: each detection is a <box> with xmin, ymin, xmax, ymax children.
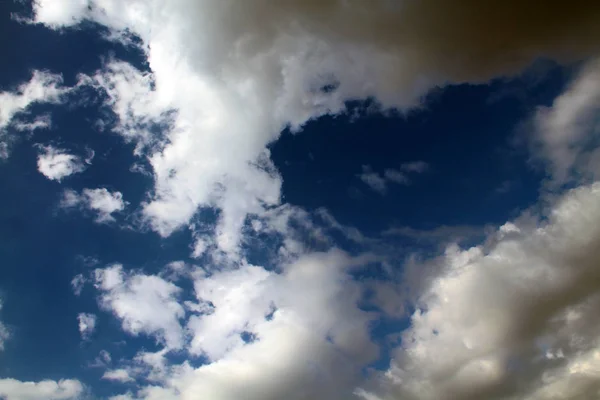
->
<box><xmin>5</xmin><ymin>0</ymin><xmax>600</xmax><ymax>399</ymax></box>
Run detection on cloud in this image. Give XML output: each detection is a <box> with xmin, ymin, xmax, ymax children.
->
<box><xmin>0</xmin><ymin>299</ymin><xmax>9</xmax><ymax>351</ymax></box>
<box><xmin>359</xmin><ymin>162</ymin><xmax>428</xmax><ymax>194</ymax></box>
<box><xmin>77</xmin><ymin>313</ymin><xmax>97</xmax><ymax>340</ymax></box>
<box><xmin>94</xmin><ymin>264</ymin><xmax>186</xmax><ymax>350</ymax></box>
<box><xmin>383</xmin><ymin>224</ymin><xmax>485</xmax><ymax>244</ymax></box>
<box><xmin>71</xmin><ymin>274</ymin><xmax>86</xmax><ymax>296</ymax></box>
<box><xmin>102</xmin><ymin>369</ymin><xmax>135</xmax><ymax>383</ymax></box>
<box><xmin>60</xmin><ymin>188</ymin><xmax>127</xmax><ymax>223</ymax></box>
<box><xmin>0</xmin><ymin>378</ymin><xmax>84</xmax><ymax>400</ymax></box>
<box><xmin>11</xmin><ymin>113</ymin><xmax>52</xmax><ymax>133</ymax></box>
<box><xmin>27</xmin><ymin>0</ymin><xmax>599</xmax><ymax>260</ymax></box>
<box><xmin>358</xmin><ymin>166</ymin><xmax>388</xmax><ymax>194</ymax></box>
<box><xmin>36</xmin><ymin>145</ymin><xmax>86</xmax><ymax>181</ymax></box>
<box><xmin>529</xmin><ymin>58</ymin><xmax>600</xmax><ymax>185</ymax></box>
<box><xmin>359</xmin><ymin>182</ymin><xmax>600</xmax><ymax>400</ymax></box>
<box><xmin>20</xmin><ymin>2</ymin><xmax>600</xmax><ymax>400</ymax></box>
<box><xmin>0</xmin><ymin>71</ymin><xmax>66</xmax><ymax>158</ymax></box>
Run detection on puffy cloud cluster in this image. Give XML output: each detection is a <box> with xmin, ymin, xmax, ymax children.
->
<box><xmin>94</xmin><ymin>264</ymin><xmax>186</xmax><ymax>350</ymax></box>
<box><xmin>359</xmin><ymin>182</ymin><xmax>600</xmax><ymax>400</ymax></box>
<box><xmin>36</xmin><ymin>145</ymin><xmax>86</xmax><ymax>181</ymax></box>
<box><xmin>0</xmin><ymin>70</ymin><xmax>66</xmax><ymax>158</ymax></box>
<box><xmin>0</xmin><ymin>378</ymin><xmax>83</xmax><ymax>400</ymax></box>
<box><xmin>61</xmin><ymin>188</ymin><xmax>127</xmax><ymax>223</ymax></box>
<box><xmin>15</xmin><ymin>1</ymin><xmax>600</xmax><ymax>400</ymax></box>
<box><xmin>24</xmin><ymin>0</ymin><xmax>600</xmax><ymax>257</ymax></box>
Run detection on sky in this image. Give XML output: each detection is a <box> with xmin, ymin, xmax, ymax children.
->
<box><xmin>0</xmin><ymin>1</ymin><xmax>600</xmax><ymax>399</ymax></box>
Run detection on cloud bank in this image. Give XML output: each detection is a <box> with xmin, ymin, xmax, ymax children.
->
<box><xmin>7</xmin><ymin>0</ymin><xmax>600</xmax><ymax>399</ymax></box>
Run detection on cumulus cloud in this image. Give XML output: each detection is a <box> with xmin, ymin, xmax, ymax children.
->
<box><xmin>27</xmin><ymin>0</ymin><xmax>600</xmax><ymax>259</ymax></box>
<box><xmin>60</xmin><ymin>188</ymin><xmax>127</xmax><ymax>223</ymax></box>
<box><xmin>94</xmin><ymin>264</ymin><xmax>185</xmax><ymax>350</ymax></box>
<box><xmin>359</xmin><ymin>162</ymin><xmax>428</xmax><ymax>194</ymax></box>
<box><xmin>0</xmin><ymin>378</ymin><xmax>83</xmax><ymax>400</ymax></box>
<box><xmin>530</xmin><ymin>58</ymin><xmax>600</xmax><ymax>185</ymax></box>
<box><xmin>36</xmin><ymin>145</ymin><xmax>85</xmax><ymax>181</ymax></box>
<box><xmin>22</xmin><ymin>1</ymin><xmax>600</xmax><ymax>400</ymax></box>
<box><xmin>102</xmin><ymin>369</ymin><xmax>134</xmax><ymax>383</ymax></box>
<box><xmin>359</xmin><ymin>182</ymin><xmax>600</xmax><ymax>400</ymax></box>
<box><xmin>77</xmin><ymin>312</ymin><xmax>97</xmax><ymax>340</ymax></box>
<box><xmin>0</xmin><ymin>71</ymin><xmax>65</xmax><ymax>158</ymax></box>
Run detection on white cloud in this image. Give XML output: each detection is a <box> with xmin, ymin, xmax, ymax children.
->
<box><xmin>0</xmin><ymin>299</ymin><xmax>9</xmax><ymax>351</ymax></box>
<box><xmin>94</xmin><ymin>264</ymin><xmax>185</xmax><ymax>350</ymax></box>
<box><xmin>359</xmin><ymin>162</ymin><xmax>428</xmax><ymax>194</ymax></box>
<box><xmin>530</xmin><ymin>58</ymin><xmax>600</xmax><ymax>185</ymax></box>
<box><xmin>0</xmin><ymin>71</ymin><xmax>66</xmax><ymax>158</ymax></box>
<box><xmin>359</xmin><ymin>182</ymin><xmax>600</xmax><ymax>400</ymax></box>
<box><xmin>27</xmin><ymin>0</ymin><xmax>595</xmax><ymax>259</ymax></box>
<box><xmin>37</xmin><ymin>145</ymin><xmax>85</xmax><ymax>181</ymax></box>
<box><xmin>12</xmin><ymin>113</ymin><xmax>52</xmax><ymax>133</ymax></box>
<box><xmin>359</xmin><ymin>166</ymin><xmax>388</xmax><ymax>194</ymax></box>
<box><xmin>102</xmin><ymin>369</ymin><xmax>134</xmax><ymax>383</ymax></box>
<box><xmin>0</xmin><ymin>71</ymin><xmax>64</xmax><ymax>131</ymax></box>
<box><xmin>60</xmin><ymin>188</ymin><xmax>127</xmax><ymax>223</ymax></box>
<box><xmin>0</xmin><ymin>378</ymin><xmax>83</xmax><ymax>400</ymax></box>
<box><xmin>71</xmin><ymin>273</ymin><xmax>86</xmax><ymax>296</ymax></box>
<box><xmin>22</xmin><ymin>2</ymin><xmax>600</xmax><ymax>400</ymax></box>
<box><xmin>77</xmin><ymin>313</ymin><xmax>97</xmax><ymax>340</ymax></box>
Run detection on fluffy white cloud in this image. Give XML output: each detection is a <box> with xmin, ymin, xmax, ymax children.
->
<box><xmin>37</xmin><ymin>145</ymin><xmax>85</xmax><ymax>181</ymax></box>
<box><xmin>61</xmin><ymin>188</ymin><xmax>127</xmax><ymax>223</ymax></box>
<box><xmin>102</xmin><ymin>369</ymin><xmax>134</xmax><ymax>383</ymax></box>
<box><xmin>0</xmin><ymin>378</ymin><xmax>83</xmax><ymax>400</ymax></box>
<box><xmin>94</xmin><ymin>264</ymin><xmax>185</xmax><ymax>349</ymax></box>
<box><xmin>0</xmin><ymin>71</ymin><xmax>66</xmax><ymax>158</ymax></box>
<box><xmin>77</xmin><ymin>312</ymin><xmax>97</xmax><ymax>340</ymax></box>
<box><xmin>22</xmin><ymin>2</ymin><xmax>600</xmax><ymax>400</ymax></box>
<box><xmin>28</xmin><ymin>0</ymin><xmax>600</xmax><ymax>259</ymax></box>
<box><xmin>0</xmin><ymin>71</ymin><xmax>64</xmax><ymax>131</ymax></box>
<box><xmin>359</xmin><ymin>182</ymin><xmax>600</xmax><ymax>400</ymax></box>
<box><xmin>531</xmin><ymin>58</ymin><xmax>600</xmax><ymax>185</ymax></box>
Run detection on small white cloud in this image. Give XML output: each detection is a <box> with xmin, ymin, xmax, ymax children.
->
<box><xmin>102</xmin><ymin>369</ymin><xmax>134</xmax><ymax>383</ymax></box>
<box><xmin>71</xmin><ymin>274</ymin><xmax>86</xmax><ymax>296</ymax></box>
<box><xmin>84</xmin><ymin>148</ymin><xmax>95</xmax><ymax>165</ymax></box>
<box><xmin>94</xmin><ymin>264</ymin><xmax>185</xmax><ymax>349</ymax></box>
<box><xmin>359</xmin><ymin>162</ymin><xmax>428</xmax><ymax>194</ymax></box>
<box><xmin>37</xmin><ymin>145</ymin><xmax>85</xmax><ymax>182</ymax></box>
<box><xmin>0</xmin><ymin>71</ymin><xmax>64</xmax><ymax>131</ymax></box>
<box><xmin>77</xmin><ymin>313</ymin><xmax>97</xmax><ymax>340</ymax></box>
<box><xmin>0</xmin><ymin>71</ymin><xmax>66</xmax><ymax>159</ymax></box>
<box><xmin>12</xmin><ymin>114</ymin><xmax>52</xmax><ymax>133</ymax></box>
<box><xmin>0</xmin><ymin>378</ymin><xmax>83</xmax><ymax>400</ymax></box>
<box><xmin>358</xmin><ymin>166</ymin><xmax>387</xmax><ymax>194</ymax></box>
<box><xmin>0</xmin><ymin>299</ymin><xmax>9</xmax><ymax>351</ymax></box>
<box><xmin>60</xmin><ymin>188</ymin><xmax>127</xmax><ymax>223</ymax></box>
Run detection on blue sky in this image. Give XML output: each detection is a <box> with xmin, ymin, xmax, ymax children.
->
<box><xmin>1</xmin><ymin>1</ymin><xmax>600</xmax><ymax>400</ymax></box>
